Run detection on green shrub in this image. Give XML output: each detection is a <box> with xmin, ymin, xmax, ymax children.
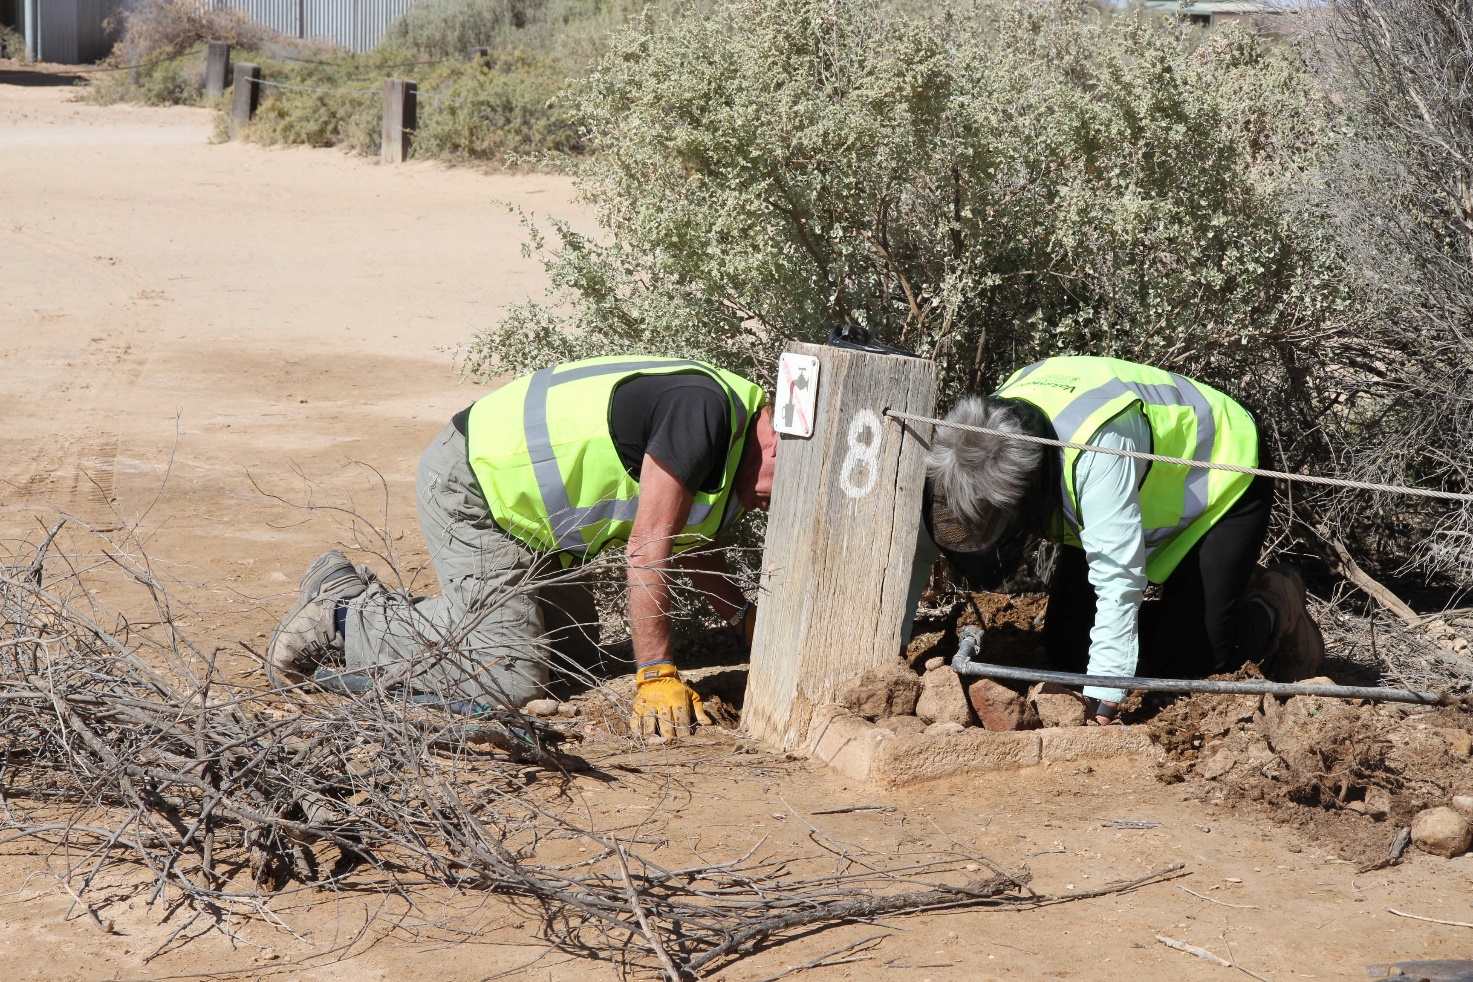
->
<box><xmin>383</xmin><ymin>0</ymin><xmax>551</xmax><ymax>59</ymax></box>
<box><xmin>88</xmin><ymin>50</ymin><xmax>209</xmax><ymax>107</ymax></box>
<box><xmin>0</xmin><ymin>23</ymin><xmax>25</xmax><ymax>60</ymax></box>
<box><xmin>415</xmin><ymin>49</ymin><xmax>583</xmax><ymax>160</ymax></box>
<box><xmin>462</xmin><ymin>0</ymin><xmax>1345</xmax><ymax>407</ymax></box>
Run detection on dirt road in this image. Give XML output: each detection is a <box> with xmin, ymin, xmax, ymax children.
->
<box><xmin>2</xmin><ymin>72</ymin><xmax>1470</xmax><ymax>981</ymax></box>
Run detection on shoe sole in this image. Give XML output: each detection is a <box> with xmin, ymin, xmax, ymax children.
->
<box><xmin>268</xmin><ymin>550</ymin><xmax>365</xmax><ymax>674</ymax></box>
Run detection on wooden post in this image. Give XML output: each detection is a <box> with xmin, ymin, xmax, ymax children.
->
<box><xmin>381</xmin><ymin>79</ymin><xmax>417</xmax><ymax>164</ymax></box>
<box><xmin>205</xmin><ymin>41</ymin><xmax>232</xmax><ymax>99</ymax></box>
<box><xmin>229</xmin><ymin>63</ymin><xmax>261</xmax><ymax>133</ymax></box>
<box><xmin>743</xmin><ymin>341</ymin><xmax>936</xmax><ymax>752</ymax></box>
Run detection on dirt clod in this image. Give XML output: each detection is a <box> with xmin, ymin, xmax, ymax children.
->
<box><xmin>875</xmin><ymin>715</ymin><xmax>927</xmax><ymax>737</ymax></box>
<box><xmin>1411</xmin><ymin>807</ymin><xmax>1473</xmax><ymax>858</ymax></box>
<box><xmin>837</xmin><ymin>662</ymin><xmax>922</xmax><ymax>721</ymax></box>
<box><xmin>916</xmin><ymin>664</ymin><xmax>973</xmax><ymax>727</ymax></box>
<box><xmin>968</xmin><ymin>678</ymin><xmax>1038</xmax><ymax>731</ymax></box>
<box><xmin>1030</xmin><ymin>683</ymin><xmax>1089</xmax><ymax>727</ymax></box>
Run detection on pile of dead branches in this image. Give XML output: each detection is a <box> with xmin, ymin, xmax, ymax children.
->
<box><xmin>0</xmin><ymin>525</ymin><xmax>1182</xmax><ymax>976</ymax></box>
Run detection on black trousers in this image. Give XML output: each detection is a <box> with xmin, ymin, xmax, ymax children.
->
<box><xmin>1043</xmin><ymin>471</ymin><xmax>1276</xmax><ymax>681</ymax></box>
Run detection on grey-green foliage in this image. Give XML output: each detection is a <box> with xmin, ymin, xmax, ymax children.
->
<box><xmin>383</xmin><ymin>0</ymin><xmax>551</xmax><ymax>59</ymax></box>
<box><xmin>463</xmin><ymin>0</ymin><xmax>1344</xmax><ymax>406</ymax></box>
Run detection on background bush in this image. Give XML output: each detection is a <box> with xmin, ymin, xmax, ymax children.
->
<box><xmin>463</xmin><ymin>0</ymin><xmax>1345</xmax><ymax>406</ymax></box>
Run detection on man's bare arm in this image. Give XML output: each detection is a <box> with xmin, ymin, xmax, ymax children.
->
<box><xmin>676</xmin><ymin>548</ymin><xmax>748</xmax><ymax>624</ymax></box>
<box><xmin>627</xmin><ymin>453</ymin><xmax>695</xmax><ymax>668</ymax></box>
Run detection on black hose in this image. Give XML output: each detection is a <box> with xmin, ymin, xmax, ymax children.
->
<box><xmin>948</xmin><ymin>626</ymin><xmax>1451</xmax><ymax>706</ymax></box>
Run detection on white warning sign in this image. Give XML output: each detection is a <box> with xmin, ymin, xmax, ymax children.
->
<box><xmin>773</xmin><ymin>353</ymin><xmax>820</xmax><ymax>438</ymax></box>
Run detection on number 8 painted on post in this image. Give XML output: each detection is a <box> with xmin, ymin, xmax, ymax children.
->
<box><xmin>839</xmin><ymin>409</ymin><xmax>882</xmax><ymax>500</ymax></box>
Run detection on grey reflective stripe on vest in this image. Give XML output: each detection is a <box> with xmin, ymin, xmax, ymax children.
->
<box><xmin>523</xmin><ymin>359</ymin><xmax>742</xmax><ymax>554</ymax></box>
<box><xmin>1050</xmin><ymin>374</ymin><xmax>1215</xmax><ymax>539</ymax></box>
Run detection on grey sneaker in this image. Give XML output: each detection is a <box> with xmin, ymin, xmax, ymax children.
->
<box><xmin>267</xmin><ymin>551</ymin><xmax>368</xmax><ymax>680</ymax></box>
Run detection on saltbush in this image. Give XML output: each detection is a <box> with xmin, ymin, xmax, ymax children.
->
<box><xmin>463</xmin><ymin>0</ymin><xmax>1346</xmax><ymax>406</ymax></box>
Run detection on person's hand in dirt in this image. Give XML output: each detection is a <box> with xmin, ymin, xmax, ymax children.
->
<box><xmin>631</xmin><ymin>662</ymin><xmax>715</xmax><ymax>737</ymax></box>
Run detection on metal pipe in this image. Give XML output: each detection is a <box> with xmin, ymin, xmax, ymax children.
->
<box><xmin>24</xmin><ymin>0</ymin><xmax>37</xmax><ymax>62</ymax></box>
<box><xmin>948</xmin><ymin>625</ymin><xmax>1452</xmax><ymax>706</ymax></box>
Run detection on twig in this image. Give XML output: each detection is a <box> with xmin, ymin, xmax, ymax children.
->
<box><xmin>1178</xmin><ymin>886</ymin><xmax>1263</xmax><ymax>910</ymax></box>
<box><xmin>1157</xmin><ymin>934</ymin><xmax>1232</xmax><ymax>967</ymax></box>
<box><xmin>810</xmin><ymin>805</ymin><xmax>895</xmax><ymax>815</ymax></box>
<box><xmin>750</xmin><ymin>935</ymin><xmax>886</xmax><ymax>982</ymax></box>
<box><xmin>1387</xmin><ymin>908</ymin><xmax>1473</xmax><ymax>928</ymax></box>
<box><xmin>1315</xmin><ymin>525</ymin><xmax>1420</xmax><ymax>625</ymax></box>
<box><xmin>612</xmin><ymin>842</ymin><xmax>683</xmax><ymax>982</ymax></box>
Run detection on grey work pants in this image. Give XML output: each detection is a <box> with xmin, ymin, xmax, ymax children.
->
<box><xmin>343</xmin><ymin>423</ymin><xmax>598</xmax><ymax>706</ymax></box>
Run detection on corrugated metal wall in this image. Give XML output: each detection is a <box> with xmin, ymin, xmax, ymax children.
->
<box><xmin>210</xmin><ymin>0</ymin><xmax>418</xmax><ymax>53</ymax></box>
<box><xmin>35</xmin><ymin>0</ymin><xmax>123</xmax><ymax>63</ymax></box>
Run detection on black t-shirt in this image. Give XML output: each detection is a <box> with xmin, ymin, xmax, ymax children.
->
<box><xmin>608</xmin><ymin>374</ymin><xmax>732</xmax><ymax>493</ymax></box>
<box><xmin>451</xmin><ymin>372</ymin><xmax>734</xmax><ymax>495</ymax></box>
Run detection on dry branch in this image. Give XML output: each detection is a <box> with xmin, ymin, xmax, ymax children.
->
<box><xmin>0</xmin><ymin>525</ymin><xmax>1186</xmax><ymax>976</ymax></box>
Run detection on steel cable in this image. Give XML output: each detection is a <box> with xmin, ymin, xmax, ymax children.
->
<box><xmin>884</xmin><ymin>408</ymin><xmax>1473</xmax><ymax>503</ymax></box>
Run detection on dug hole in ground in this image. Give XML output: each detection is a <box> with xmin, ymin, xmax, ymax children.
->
<box><xmin>3</xmin><ymin>69</ymin><xmax>1472</xmax><ymax>982</ymax></box>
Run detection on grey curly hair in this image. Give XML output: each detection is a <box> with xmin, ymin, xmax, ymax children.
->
<box><xmin>926</xmin><ymin>397</ymin><xmax>1044</xmax><ymax>545</ymax></box>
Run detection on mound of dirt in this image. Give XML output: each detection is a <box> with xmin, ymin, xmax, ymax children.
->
<box><xmin>1149</xmin><ymin>687</ymin><xmax>1473</xmax><ymax>860</ymax></box>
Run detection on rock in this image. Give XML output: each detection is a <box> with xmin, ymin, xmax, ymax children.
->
<box><xmin>1436</xmin><ymin>728</ymin><xmax>1473</xmax><ymax>758</ymax></box>
<box><xmin>875</xmin><ymin>715</ymin><xmax>927</xmax><ymax>737</ymax></box>
<box><xmin>1452</xmin><ymin>796</ymin><xmax>1473</xmax><ymax>821</ymax></box>
<box><xmin>1411</xmin><ymin>806</ymin><xmax>1473</xmax><ymax>858</ymax></box>
<box><xmin>924</xmin><ymin>721</ymin><xmax>966</xmax><ymax>736</ymax></box>
<box><xmin>916</xmin><ymin>665</ymin><xmax>974</xmax><ymax>728</ymax></box>
<box><xmin>523</xmin><ymin>699</ymin><xmax>561</xmax><ymax>718</ymax></box>
<box><xmin>836</xmin><ymin>662</ymin><xmax>923</xmax><ymax>721</ymax></box>
<box><xmin>1196</xmin><ymin>748</ymin><xmax>1239</xmax><ymax>781</ymax></box>
<box><xmin>1029</xmin><ymin>683</ymin><xmax>1090</xmax><ymax>728</ymax></box>
<box><xmin>968</xmin><ymin>678</ymin><xmax>1038</xmax><ymax>731</ymax></box>
<box><xmin>1347</xmin><ymin>787</ymin><xmax>1391</xmax><ymax>821</ymax></box>
<box><xmin>924</xmin><ymin>656</ymin><xmax>946</xmax><ymax>672</ymax></box>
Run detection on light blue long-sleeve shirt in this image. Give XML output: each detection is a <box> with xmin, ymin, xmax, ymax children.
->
<box><xmin>1073</xmin><ymin>409</ymin><xmax>1150</xmax><ymax>705</ymax></box>
<box><xmin>903</xmin><ymin>409</ymin><xmax>1151</xmax><ymax>705</ymax></box>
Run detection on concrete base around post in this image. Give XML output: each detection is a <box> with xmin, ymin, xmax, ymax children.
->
<box><xmin>806</xmin><ymin>705</ymin><xmax>1160</xmax><ymax>787</ymax></box>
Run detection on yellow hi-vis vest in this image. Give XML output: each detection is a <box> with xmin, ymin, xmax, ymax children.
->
<box><xmin>994</xmin><ymin>356</ymin><xmax>1258</xmax><ymax>583</ymax></box>
<box><xmin>466</xmin><ymin>356</ymin><xmax>767</xmax><ymax>563</ymax></box>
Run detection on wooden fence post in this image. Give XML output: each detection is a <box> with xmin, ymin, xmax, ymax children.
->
<box><xmin>743</xmin><ymin>341</ymin><xmax>936</xmax><ymax>752</ymax></box>
<box><xmin>381</xmin><ymin>78</ymin><xmax>417</xmax><ymax>164</ymax></box>
<box><xmin>229</xmin><ymin>63</ymin><xmax>261</xmax><ymax>133</ymax></box>
<box><xmin>205</xmin><ymin>41</ymin><xmax>232</xmax><ymax>99</ymax></box>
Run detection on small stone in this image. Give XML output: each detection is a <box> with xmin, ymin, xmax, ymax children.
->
<box><xmin>523</xmin><ymin>699</ymin><xmax>560</xmax><ymax>718</ymax></box>
<box><xmin>836</xmin><ymin>662</ymin><xmax>923</xmax><ymax>720</ymax></box>
<box><xmin>916</xmin><ymin>665</ymin><xmax>974</xmax><ymax>727</ymax></box>
<box><xmin>1347</xmin><ymin>787</ymin><xmax>1391</xmax><ymax>821</ymax></box>
<box><xmin>968</xmin><ymin>678</ymin><xmax>1039</xmax><ymax>732</ymax></box>
<box><xmin>1411</xmin><ymin>806</ymin><xmax>1473</xmax><ymax>858</ymax></box>
<box><xmin>1435</xmin><ymin>728</ymin><xmax>1473</xmax><ymax>757</ymax></box>
<box><xmin>924</xmin><ymin>720</ymin><xmax>965</xmax><ymax>736</ymax></box>
<box><xmin>875</xmin><ymin>715</ymin><xmax>927</xmax><ymax>737</ymax></box>
<box><xmin>1029</xmin><ymin>683</ymin><xmax>1090</xmax><ymax>727</ymax></box>
<box><xmin>1451</xmin><ymin>795</ymin><xmax>1473</xmax><ymax>821</ymax></box>
<box><xmin>924</xmin><ymin>656</ymin><xmax>946</xmax><ymax>672</ymax></box>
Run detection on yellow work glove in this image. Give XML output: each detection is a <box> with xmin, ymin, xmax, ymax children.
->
<box><xmin>631</xmin><ymin>662</ymin><xmax>713</xmax><ymax>738</ymax></box>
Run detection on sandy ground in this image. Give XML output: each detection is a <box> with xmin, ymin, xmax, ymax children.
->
<box><xmin>2</xmin><ymin>70</ymin><xmax>1472</xmax><ymax>981</ymax></box>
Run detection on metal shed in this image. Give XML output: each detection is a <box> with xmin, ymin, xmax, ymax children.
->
<box><xmin>19</xmin><ymin>0</ymin><xmax>124</xmax><ymax>64</ymax></box>
<box><xmin>208</xmin><ymin>1</ymin><xmax>419</xmax><ymax>53</ymax></box>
